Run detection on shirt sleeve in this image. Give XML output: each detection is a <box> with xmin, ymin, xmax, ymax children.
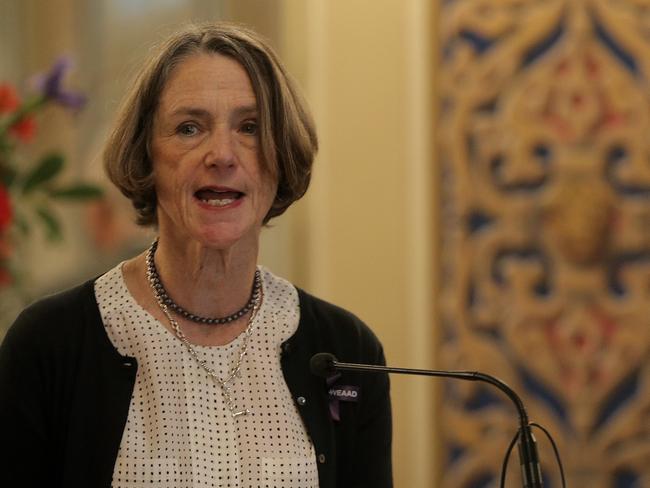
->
<box><xmin>351</xmin><ymin>336</ymin><xmax>393</xmax><ymax>487</ymax></box>
<box><xmin>0</xmin><ymin>308</ymin><xmax>56</xmax><ymax>488</ymax></box>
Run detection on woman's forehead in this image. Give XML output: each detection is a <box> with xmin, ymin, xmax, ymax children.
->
<box><xmin>157</xmin><ymin>53</ymin><xmax>257</xmax><ymax>114</ymax></box>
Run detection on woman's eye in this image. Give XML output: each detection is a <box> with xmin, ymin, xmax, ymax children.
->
<box><xmin>178</xmin><ymin>123</ymin><xmax>199</xmax><ymax>136</ymax></box>
<box><xmin>240</xmin><ymin>121</ymin><xmax>258</xmax><ymax>135</ymax></box>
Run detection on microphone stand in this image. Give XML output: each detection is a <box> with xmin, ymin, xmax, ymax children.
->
<box><xmin>315</xmin><ymin>355</ymin><xmax>543</xmax><ymax>488</ymax></box>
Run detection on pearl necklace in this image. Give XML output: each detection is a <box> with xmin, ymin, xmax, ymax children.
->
<box><xmin>146</xmin><ymin>239</ymin><xmax>262</xmax><ymax>325</ymax></box>
<box><xmin>145</xmin><ymin>240</ymin><xmax>261</xmax><ymax>418</ymax></box>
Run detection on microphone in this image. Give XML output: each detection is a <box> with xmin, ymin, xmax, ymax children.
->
<box><xmin>310</xmin><ymin>352</ymin><xmax>544</xmax><ymax>488</ymax></box>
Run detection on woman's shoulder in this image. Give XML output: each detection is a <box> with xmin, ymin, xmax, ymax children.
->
<box><xmin>296</xmin><ymin>287</ymin><xmax>362</xmax><ymax>325</ymax></box>
<box><xmin>1</xmin><ymin>279</ymin><xmax>99</xmax><ymax>355</ymax></box>
<box><xmin>17</xmin><ymin>279</ymin><xmax>96</xmax><ymax>323</ymax></box>
<box><xmin>295</xmin><ymin>287</ymin><xmax>385</xmax><ymax>356</ymax></box>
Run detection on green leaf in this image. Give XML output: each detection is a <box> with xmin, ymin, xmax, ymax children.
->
<box><xmin>0</xmin><ymin>137</ymin><xmax>14</xmax><ymax>160</ymax></box>
<box><xmin>1</xmin><ymin>166</ymin><xmax>17</xmax><ymax>187</ymax></box>
<box><xmin>35</xmin><ymin>206</ymin><xmax>62</xmax><ymax>241</ymax></box>
<box><xmin>13</xmin><ymin>210</ymin><xmax>31</xmax><ymax>236</ymax></box>
<box><xmin>22</xmin><ymin>153</ymin><xmax>64</xmax><ymax>194</ymax></box>
<box><xmin>49</xmin><ymin>184</ymin><xmax>103</xmax><ymax>200</ymax></box>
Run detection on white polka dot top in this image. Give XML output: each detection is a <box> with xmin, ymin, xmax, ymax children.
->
<box><xmin>95</xmin><ymin>263</ymin><xmax>320</xmax><ymax>488</ymax></box>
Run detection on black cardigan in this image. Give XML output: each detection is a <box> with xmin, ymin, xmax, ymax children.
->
<box><xmin>0</xmin><ymin>279</ymin><xmax>392</xmax><ymax>488</ymax></box>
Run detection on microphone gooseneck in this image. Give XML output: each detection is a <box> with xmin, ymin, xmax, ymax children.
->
<box><xmin>310</xmin><ymin>352</ymin><xmax>544</xmax><ymax>488</ymax></box>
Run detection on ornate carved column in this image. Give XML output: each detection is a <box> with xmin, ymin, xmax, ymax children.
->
<box><xmin>438</xmin><ymin>1</ymin><xmax>650</xmax><ymax>486</ymax></box>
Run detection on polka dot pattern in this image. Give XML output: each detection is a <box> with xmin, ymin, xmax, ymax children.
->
<box><xmin>95</xmin><ymin>264</ymin><xmax>319</xmax><ymax>487</ymax></box>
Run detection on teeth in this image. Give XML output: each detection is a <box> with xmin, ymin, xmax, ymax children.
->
<box><xmin>202</xmin><ymin>198</ymin><xmax>236</xmax><ymax>207</ymax></box>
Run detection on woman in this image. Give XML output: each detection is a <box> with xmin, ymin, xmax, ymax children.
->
<box><xmin>0</xmin><ymin>22</ymin><xmax>392</xmax><ymax>488</ymax></box>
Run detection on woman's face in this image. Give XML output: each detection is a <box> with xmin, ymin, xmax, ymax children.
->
<box><xmin>150</xmin><ymin>53</ymin><xmax>277</xmax><ymax>251</ymax></box>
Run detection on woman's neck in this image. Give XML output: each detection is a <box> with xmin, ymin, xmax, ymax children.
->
<box><xmin>152</xmin><ymin>235</ymin><xmax>260</xmax><ymax>320</ymax></box>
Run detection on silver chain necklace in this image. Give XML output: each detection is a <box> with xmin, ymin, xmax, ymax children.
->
<box><xmin>145</xmin><ymin>242</ymin><xmax>261</xmax><ymax>418</ymax></box>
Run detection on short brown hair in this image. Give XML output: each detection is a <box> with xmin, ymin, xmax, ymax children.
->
<box><xmin>104</xmin><ymin>22</ymin><xmax>318</xmax><ymax>226</ymax></box>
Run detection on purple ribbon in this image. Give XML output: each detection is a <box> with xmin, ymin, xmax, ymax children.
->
<box><xmin>326</xmin><ymin>374</ymin><xmax>360</xmax><ymax>422</ymax></box>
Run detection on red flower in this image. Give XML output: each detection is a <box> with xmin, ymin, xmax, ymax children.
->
<box><xmin>9</xmin><ymin>116</ymin><xmax>37</xmax><ymax>142</ymax></box>
<box><xmin>0</xmin><ymin>184</ymin><xmax>12</xmax><ymax>233</ymax></box>
<box><xmin>0</xmin><ymin>83</ymin><xmax>20</xmax><ymax>113</ymax></box>
<box><xmin>0</xmin><ymin>265</ymin><xmax>12</xmax><ymax>287</ymax></box>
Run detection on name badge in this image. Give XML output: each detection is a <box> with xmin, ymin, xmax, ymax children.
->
<box><xmin>328</xmin><ymin>386</ymin><xmax>360</xmax><ymax>402</ymax></box>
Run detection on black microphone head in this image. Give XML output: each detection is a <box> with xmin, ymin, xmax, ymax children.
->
<box><xmin>310</xmin><ymin>353</ymin><xmax>337</xmax><ymax>378</ymax></box>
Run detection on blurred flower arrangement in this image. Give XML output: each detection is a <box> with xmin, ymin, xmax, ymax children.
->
<box><xmin>0</xmin><ymin>58</ymin><xmax>102</xmax><ymax>294</ymax></box>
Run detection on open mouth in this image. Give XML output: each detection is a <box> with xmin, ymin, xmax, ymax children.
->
<box><xmin>194</xmin><ymin>188</ymin><xmax>244</xmax><ymax>207</ymax></box>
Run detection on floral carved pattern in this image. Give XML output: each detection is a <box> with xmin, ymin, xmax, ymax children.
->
<box><xmin>438</xmin><ymin>1</ymin><xmax>650</xmax><ymax>486</ymax></box>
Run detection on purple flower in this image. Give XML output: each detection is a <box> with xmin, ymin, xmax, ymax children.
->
<box><xmin>33</xmin><ymin>57</ymin><xmax>86</xmax><ymax>110</ymax></box>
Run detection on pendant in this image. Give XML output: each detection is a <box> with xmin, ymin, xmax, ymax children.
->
<box><xmin>232</xmin><ymin>408</ymin><xmax>251</xmax><ymax>418</ymax></box>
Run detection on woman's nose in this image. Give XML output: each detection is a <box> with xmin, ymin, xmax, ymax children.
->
<box><xmin>203</xmin><ymin>127</ymin><xmax>236</xmax><ymax>168</ymax></box>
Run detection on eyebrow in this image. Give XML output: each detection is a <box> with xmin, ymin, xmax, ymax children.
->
<box><xmin>168</xmin><ymin>104</ymin><xmax>259</xmax><ymax>118</ymax></box>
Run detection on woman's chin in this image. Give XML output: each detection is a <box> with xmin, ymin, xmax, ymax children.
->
<box><xmin>192</xmin><ymin>226</ymin><xmax>258</xmax><ymax>251</ymax></box>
